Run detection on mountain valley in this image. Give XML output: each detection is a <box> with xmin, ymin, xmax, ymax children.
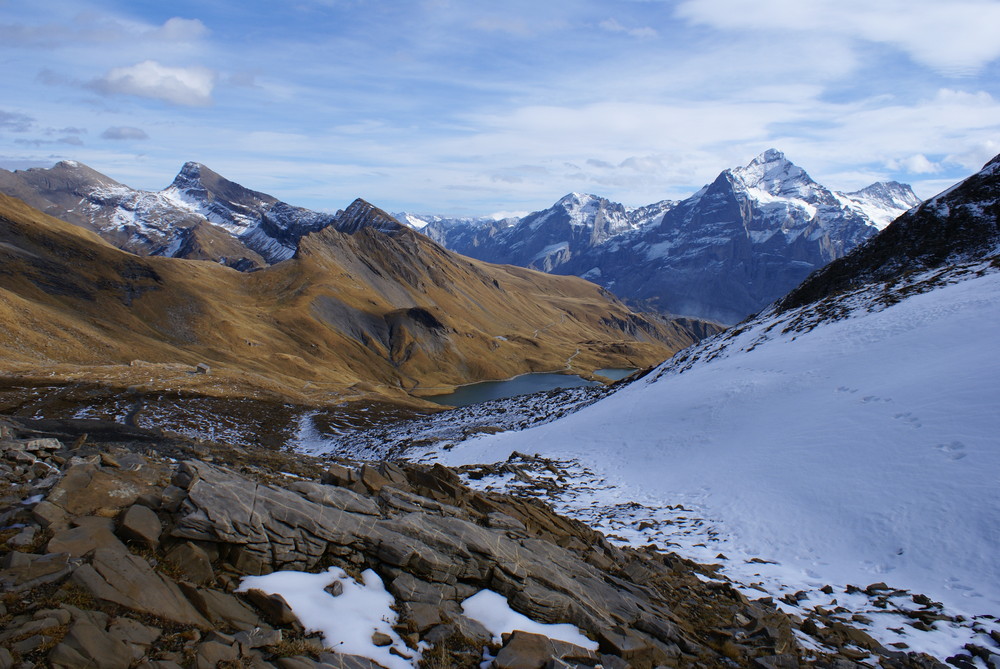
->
<box><xmin>399</xmin><ymin>153</ymin><xmax>1000</xmax><ymax>664</ymax></box>
<box><xmin>0</xmin><ymin>187</ymin><xmax>704</xmax><ymax>431</ymax></box>
<box><xmin>0</xmin><ymin>151</ymin><xmax>997</xmax><ymax>669</ymax></box>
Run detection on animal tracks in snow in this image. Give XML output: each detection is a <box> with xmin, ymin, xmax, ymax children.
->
<box><xmin>934</xmin><ymin>440</ymin><xmax>967</xmax><ymax>460</ymax></box>
<box><xmin>836</xmin><ymin>387</ymin><xmax>927</xmax><ymax>429</ymax></box>
<box><xmin>892</xmin><ymin>411</ymin><xmax>923</xmax><ymax>428</ymax></box>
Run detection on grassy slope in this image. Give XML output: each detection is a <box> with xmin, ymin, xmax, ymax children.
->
<box><xmin>0</xmin><ymin>193</ymin><xmax>700</xmax><ymax>407</ymax></box>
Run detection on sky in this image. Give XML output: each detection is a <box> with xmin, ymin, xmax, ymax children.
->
<box><xmin>1</xmin><ymin>0</ymin><xmax>999</xmax><ymax>216</ymax></box>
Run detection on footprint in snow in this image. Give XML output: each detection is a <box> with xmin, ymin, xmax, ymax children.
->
<box><xmin>892</xmin><ymin>411</ymin><xmax>922</xmax><ymax>428</ymax></box>
<box><xmin>934</xmin><ymin>441</ymin><xmax>967</xmax><ymax>460</ymax></box>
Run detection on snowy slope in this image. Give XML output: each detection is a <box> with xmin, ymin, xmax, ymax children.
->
<box><xmin>418</xmin><ymin>156</ymin><xmax>1000</xmax><ymax>660</ymax></box>
<box><xmin>425</xmin><ymin>261</ymin><xmax>1000</xmax><ymax>658</ymax></box>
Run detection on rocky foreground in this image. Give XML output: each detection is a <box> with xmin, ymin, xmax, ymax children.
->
<box><xmin>0</xmin><ymin>415</ymin><xmax>953</xmax><ymax>668</ymax></box>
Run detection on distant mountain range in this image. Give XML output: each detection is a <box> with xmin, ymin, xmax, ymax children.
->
<box><xmin>0</xmin><ymin>151</ymin><xmax>920</xmax><ymax>326</ymax></box>
<box><xmin>397</xmin><ymin>150</ymin><xmax>922</xmax><ymax>324</ymax></box>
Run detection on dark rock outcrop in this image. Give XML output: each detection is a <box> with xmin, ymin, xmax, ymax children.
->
<box><xmin>0</xmin><ymin>414</ymin><xmax>956</xmax><ymax>668</ymax></box>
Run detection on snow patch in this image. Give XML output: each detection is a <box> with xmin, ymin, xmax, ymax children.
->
<box><xmin>461</xmin><ymin>590</ymin><xmax>598</xmax><ymax>650</ymax></box>
<box><xmin>238</xmin><ymin>567</ymin><xmax>420</xmax><ymax>669</ymax></box>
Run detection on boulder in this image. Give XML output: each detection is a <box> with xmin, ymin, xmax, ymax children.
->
<box><xmin>108</xmin><ymin>617</ymin><xmax>162</xmax><ymax>661</ymax></box>
<box><xmin>48</xmin><ymin>523</ymin><xmax>121</xmax><ymax>557</ymax></box>
<box><xmin>492</xmin><ymin>631</ymin><xmax>597</xmax><ymax>669</ymax></box>
<box><xmin>70</xmin><ymin>544</ymin><xmax>210</xmax><ymax>628</ymax></box>
<box><xmin>45</xmin><ymin>460</ymin><xmax>168</xmax><ymax>517</ymax></box>
<box><xmin>424</xmin><ymin>615</ymin><xmax>493</xmax><ymax>647</ymax></box>
<box><xmin>321</xmin><ymin>463</ymin><xmax>360</xmax><ymax>488</ymax></box>
<box><xmin>165</xmin><ymin>541</ymin><xmax>215</xmax><ymax>585</ymax></box>
<box><xmin>241</xmin><ymin>588</ymin><xmax>301</xmax><ymax>627</ymax></box>
<box><xmin>118</xmin><ymin>503</ymin><xmax>162</xmax><ymax>548</ymax></box>
<box><xmin>48</xmin><ymin>619</ymin><xmax>133</xmax><ymax>669</ymax></box>
<box><xmin>31</xmin><ymin>499</ymin><xmax>70</xmax><ymax>530</ymax></box>
<box><xmin>235</xmin><ymin>627</ymin><xmax>282</xmax><ymax>650</ymax></box>
<box><xmin>194</xmin><ymin>640</ymin><xmax>238</xmax><ymax>669</ymax></box>
<box><xmin>316</xmin><ymin>652</ymin><xmax>386</xmax><ymax>669</ymax></box>
<box><xmin>6</xmin><ymin>525</ymin><xmax>37</xmax><ymax>548</ymax></box>
<box><xmin>0</xmin><ymin>551</ymin><xmax>73</xmax><ymax>593</ymax></box>
<box><xmin>179</xmin><ymin>582</ymin><xmax>263</xmax><ymax>631</ymax></box>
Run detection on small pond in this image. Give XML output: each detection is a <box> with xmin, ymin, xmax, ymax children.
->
<box><xmin>424</xmin><ymin>372</ymin><xmax>601</xmax><ymax>407</ymax></box>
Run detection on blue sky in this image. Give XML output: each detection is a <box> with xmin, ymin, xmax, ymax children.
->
<box><xmin>2</xmin><ymin>0</ymin><xmax>999</xmax><ymax>216</ymax></box>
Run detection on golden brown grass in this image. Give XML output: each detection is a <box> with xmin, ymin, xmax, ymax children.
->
<box><xmin>0</xmin><ymin>193</ymin><xmax>699</xmax><ymax>408</ymax></box>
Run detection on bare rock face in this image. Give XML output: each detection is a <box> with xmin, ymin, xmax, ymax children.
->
<box><xmin>70</xmin><ymin>540</ymin><xmax>211</xmax><ymax>628</ymax></box>
<box><xmin>0</xmin><ymin>415</ymin><xmax>958</xmax><ymax>668</ymax></box>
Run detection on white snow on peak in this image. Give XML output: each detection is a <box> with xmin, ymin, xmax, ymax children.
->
<box><xmin>731</xmin><ymin>149</ymin><xmax>814</xmax><ymax>195</ymax></box>
<box><xmin>160</xmin><ymin>185</ymin><xmax>254</xmax><ymax>234</ymax></box>
<box><xmin>835</xmin><ymin>183</ymin><xmax>922</xmax><ymax>231</ymax></box>
<box><xmin>556</xmin><ymin>192</ymin><xmax>603</xmax><ymax>226</ymax></box>
<box><xmin>399</xmin><ymin>213</ymin><xmax>429</xmax><ymax>230</ymax></box>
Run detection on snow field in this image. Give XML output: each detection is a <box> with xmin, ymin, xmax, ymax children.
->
<box><xmin>431</xmin><ymin>267</ymin><xmax>1000</xmax><ymax>660</ymax></box>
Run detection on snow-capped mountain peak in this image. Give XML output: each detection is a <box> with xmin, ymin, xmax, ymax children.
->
<box><xmin>837</xmin><ymin>181</ymin><xmax>923</xmax><ymax>230</ymax></box>
<box><xmin>416</xmin><ymin>150</ymin><xmax>923</xmax><ymax>324</ymax></box>
<box><xmin>554</xmin><ymin>192</ymin><xmax>607</xmax><ymax>226</ymax></box>
<box><xmin>729</xmin><ymin>148</ymin><xmax>818</xmax><ymax>197</ymax></box>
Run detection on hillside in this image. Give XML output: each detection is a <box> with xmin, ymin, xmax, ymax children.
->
<box><xmin>410</xmin><ymin>155</ymin><xmax>1000</xmax><ymax>663</ymax></box>
<box><xmin>0</xmin><ymin>193</ymin><xmax>704</xmax><ymax>427</ymax></box>
<box><xmin>2</xmin><ymin>411</ymin><xmax>954</xmax><ymax>668</ymax></box>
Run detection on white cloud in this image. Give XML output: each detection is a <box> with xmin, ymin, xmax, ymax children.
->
<box><xmin>0</xmin><ymin>14</ymin><xmax>208</xmax><ymax>48</ymax></box>
<box><xmin>91</xmin><ymin>60</ymin><xmax>217</xmax><ymax>106</ymax></box>
<box><xmin>886</xmin><ymin>154</ymin><xmax>941</xmax><ymax>174</ymax></box>
<box><xmin>675</xmin><ymin>0</ymin><xmax>1000</xmax><ymax>75</ymax></box>
<box><xmin>152</xmin><ymin>17</ymin><xmax>209</xmax><ymax>42</ymax></box>
<box><xmin>598</xmin><ymin>18</ymin><xmax>658</xmax><ymax>39</ymax></box>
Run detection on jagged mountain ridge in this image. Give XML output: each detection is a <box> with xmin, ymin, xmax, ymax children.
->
<box><xmin>0</xmin><ymin>161</ymin><xmax>399</xmax><ymax>270</ymax></box>
<box><xmin>779</xmin><ymin>153</ymin><xmax>1000</xmax><ymax>311</ymax></box>
<box><xmin>401</xmin><ymin>150</ymin><xmax>922</xmax><ymax>324</ymax></box>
